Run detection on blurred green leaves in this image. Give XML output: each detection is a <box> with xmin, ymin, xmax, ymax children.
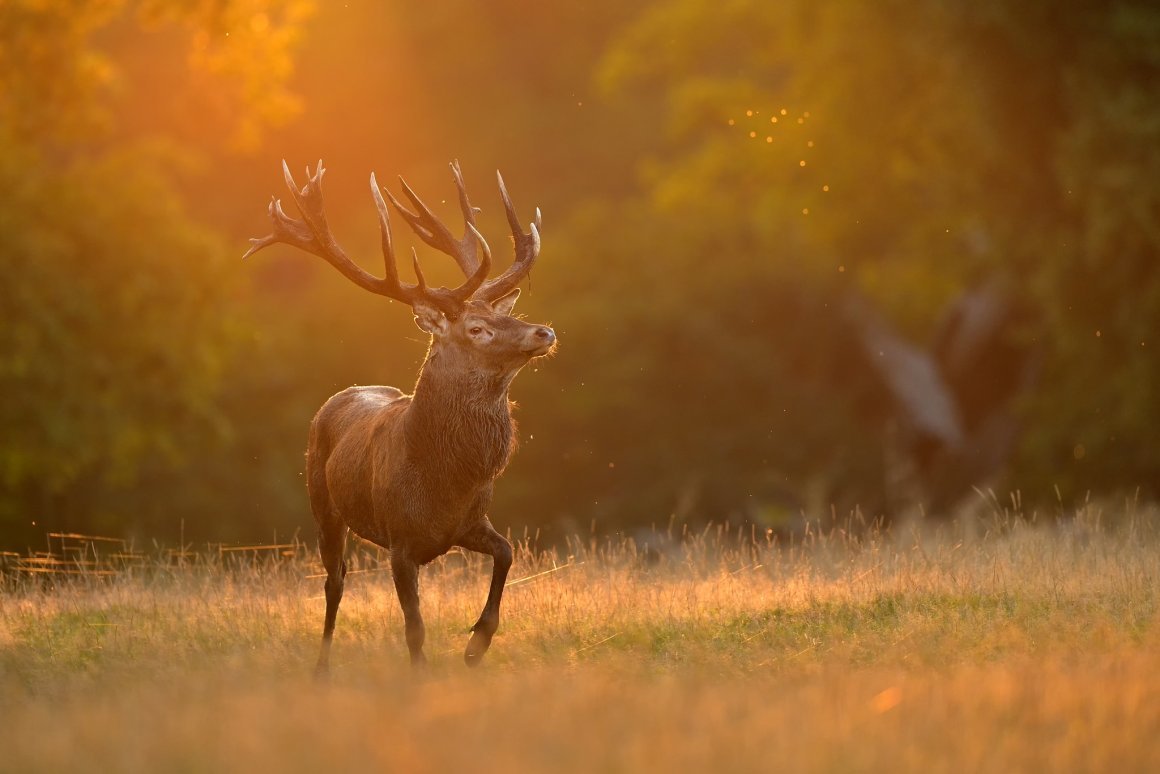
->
<box><xmin>0</xmin><ymin>135</ymin><xmax>236</xmax><ymax>531</ymax></box>
<box><xmin>562</xmin><ymin>0</ymin><xmax>1160</xmax><ymax>515</ymax></box>
<box><xmin>0</xmin><ymin>1</ymin><xmax>310</xmax><ymax>542</ymax></box>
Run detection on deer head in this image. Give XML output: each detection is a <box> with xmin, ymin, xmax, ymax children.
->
<box><xmin>244</xmin><ymin>159</ymin><xmax>556</xmax><ymax>375</ymax></box>
<box><xmin>414</xmin><ymin>292</ymin><xmax>555</xmax><ymax>378</ymax></box>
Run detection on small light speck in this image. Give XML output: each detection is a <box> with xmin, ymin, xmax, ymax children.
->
<box><xmin>746</xmin><ymin>109</ymin><xmax>754</xmax><ymax>117</ymax></box>
<box><xmin>838</xmin><ymin>265</ymin><xmax>845</xmax><ymax>272</ymax></box>
<box><xmin>771</xmin><ymin>116</ymin><xmax>778</xmax><ymax>124</ymax></box>
<box><xmin>799</xmin><ymin>160</ymin><xmax>807</xmax><ymax>167</ymax></box>
<box><xmin>822</xmin><ymin>184</ymin><xmax>830</xmax><ymax>192</ymax></box>
<box><xmin>728</xmin><ymin>118</ymin><xmax>735</xmax><ymax>126</ymax></box>
<box><xmin>807</xmin><ymin>140</ymin><xmax>814</xmax><ymax>148</ymax></box>
<box><xmin>749</xmin><ymin>131</ymin><xmax>757</xmax><ymax>138</ymax></box>
<box><xmin>765</xmin><ymin>136</ymin><xmax>773</xmax><ymax>143</ymax></box>
<box><xmin>1095</xmin><ymin>330</ymin><xmax>1101</xmax><ymax>338</ymax></box>
<box><xmin>802</xmin><ymin>208</ymin><xmax>810</xmax><ymax>215</ymax></box>
<box><xmin>780</xmin><ymin>108</ymin><xmax>788</xmax><ymax>116</ymax></box>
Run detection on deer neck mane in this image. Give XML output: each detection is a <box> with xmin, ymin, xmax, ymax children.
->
<box><xmin>404</xmin><ymin>352</ymin><xmax>516</xmax><ymax>485</ymax></box>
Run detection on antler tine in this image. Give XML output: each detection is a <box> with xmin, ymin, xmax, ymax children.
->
<box><xmin>467</xmin><ymin>222</ymin><xmax>493</xmax><ymax>275</ymax></box>
<box><xmin>371</xmin><ymin>171</ymin><xmax>486</xmax><ymax>313</ymax></box>
<box><xmin>372</xmin><ymin>172</ymin><xmax>475</xmax><ymax>313</ymax></box>
<box><xmin>245</xmin><ymin>159</ymin><xmax>406</xmax><ymax>301</ymax></box>
<box><xmin>450</xmin><ymin>160</ymin><xmax>478</xmax><ymax>233</ymax></box>
<box><xmin>472</xmin><ymin>170</ymin><xmax>541</xmax><ymax>302</ymax></box>
<box><xmin>381</xmin><ymin>163</ymin><xmax>492</xmax><ymax>304</ymax></box>
<box><xmin>282</xmin><ymin>159</ymin><xmax>330</xmax><ymax>238</ymax></box>
<box><xmin>385</xmin><ymin>179</ymin><xmax>451</xmax><ymax>251</ymax></box>
<box><xmin>452</xmin><ymin>162</ymin><xmax>493</xmax><ymax>300</ymax></box>
<box><xmin>370</xmin><ymin>171</ymin><xmax>419</xmax><ymax>302</ymax></box>
<box><xmin>410</xmin><ymin>247</ymin><xmax>429</xmax><ymax>290</ymax></box>
<box><xmin>242</xmin><ymin>196</ymin><xmax>294</xmax><ymax>259</ymax></box>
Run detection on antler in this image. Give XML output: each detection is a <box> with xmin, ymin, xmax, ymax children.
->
<box><xmin>245</xmin><ymin>159</ymin><xmax>539</xmax><ymax>314</ymax></box>
<box><xmin>384</xmin><ymin>161</ymin><xmax>540</xmax><ymax>302</ymax></box>
<box><xmin>472</xmin><ymin>171</ymin><xmax>542</xmax><ymax>302</ymax></box>
<box><xmin>244</xmin><ymin>160</ymin><xmax>490</xmax><ymax>317</ymax></box>
<box><xmin>382</xmin><ymin>161</ymin><xmax>490</xmax><ymax>281</ymax></box>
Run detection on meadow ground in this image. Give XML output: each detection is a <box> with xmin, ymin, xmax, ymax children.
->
<box><xmin>1</xmin><ymin>500</ymin><xmax>1158</xmax><ymax>773</ymax></box>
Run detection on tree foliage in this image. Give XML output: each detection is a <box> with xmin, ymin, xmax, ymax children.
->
<box><xmin>0</xmin><ymin>1</ymin><xmax>311</xmax><ymax>543</ymax></box>
<box><xmin>539</xmin><ymin>0</ymin><xmax>1160</xmax><ymax>522</ymax></box>
<box><xmin>2</xmin><ymin>0</ymin><xmax>1158</xmax><ymax>546</ymax></box>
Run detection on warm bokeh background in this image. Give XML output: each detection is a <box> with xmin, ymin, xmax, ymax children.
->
<box><xmin>2</xmin><ymin>0</ymin><xmax>1158</xmax><ymax>547</ymax></box>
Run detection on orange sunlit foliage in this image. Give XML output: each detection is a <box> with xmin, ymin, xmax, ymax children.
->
<box><xmin>0</xmin><ymin>0</ymin><xmax>313</xmax><ymax>149</ymax></box>
<box><xmin>147</xmin><ymin>0</ymin><xmax>314</xmax><ymax>150</ymax></box>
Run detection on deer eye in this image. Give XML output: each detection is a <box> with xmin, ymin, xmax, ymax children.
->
<box><xmin>469</xmin><ymin>326</ymin><xmax>484</xmax><ymax>336</ymax></box>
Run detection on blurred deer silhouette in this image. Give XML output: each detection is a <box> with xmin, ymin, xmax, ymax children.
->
<box><xmin>246</xmin><ymin>160</ymin><xmax>555</xmax><ymax>672</ymax></box>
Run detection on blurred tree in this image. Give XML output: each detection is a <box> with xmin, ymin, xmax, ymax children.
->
<box><xmin>3</xmin><ymin>0</ymin><xmax>1157</xmax><ymax>547</ymax></box>
<box><xmin>536</xmin><ymin>0</ymin><xmax>1160</xmax><ymax>525</ymax></box>
<box><xmin>1008</xmin><ymin>1</ymin><xmax>1160</xmax><ymax>498</ymax></box>
<box><xmin>0</xmin><ymin>0</ymin><xmax>311</xmax><ymax>150</ymax></box>
<box><xmin>0</xmin><ymin>0</ymin><xmax>312</xmax><ymax>545</ymax></box>
<box><xmin>0</xmin><ymin>138</ymin><xmax>232</xmax><ymax>538</ymax></box>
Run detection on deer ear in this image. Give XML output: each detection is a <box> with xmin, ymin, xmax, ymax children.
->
<box><xmin>412</xmin><ymin>302</ymin><xmax>450</xmax><ymax>336</ymax></box>
<box><xmin>490</xmin><ymin>288</ymin><xmax>521</xmax><ymax>316</ymax></box>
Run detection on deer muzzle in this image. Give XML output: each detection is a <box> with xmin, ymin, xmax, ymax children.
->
<box><xmin>524</xmin><ymin>326</ymin><xmax>556</xmax><ymax>356</ymax></box>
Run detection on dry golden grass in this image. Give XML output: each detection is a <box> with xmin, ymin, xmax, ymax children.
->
<box><xmin>1</xmin><ymin>503</ymin><xmax>1158</xmax><ymax>772</ymax></box>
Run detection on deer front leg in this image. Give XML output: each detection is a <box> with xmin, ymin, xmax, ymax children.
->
<box><xmin>390</xmin><ymin>551</ymin><xmax>427</xmax><ymax>667</ymax></box>
<box><xmin>456</xmin><ymin>520</ymin><xmax>513</xmax><ymax>667</ymax></box>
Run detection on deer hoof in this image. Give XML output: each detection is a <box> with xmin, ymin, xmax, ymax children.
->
<box><xmin>464</xmin><ymin>630</ymin><xmax>492</xmax><ymax>667</ymax></box>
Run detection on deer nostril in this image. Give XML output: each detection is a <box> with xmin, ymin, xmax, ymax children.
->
<box><xmin>534</xmin><ymin>327</ymin><xmax>555</xmax><ymax>343</ymax></box>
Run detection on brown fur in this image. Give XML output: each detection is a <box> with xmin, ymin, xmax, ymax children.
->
<box><xmin>308</xmin><ymin>297</ymin><xmax>555</xmax><ymax>671</ymax></box>
<box><xmin>246</xmin><ymin>159</ymin><xmax>552</xmax><ymax>672</ymax></box>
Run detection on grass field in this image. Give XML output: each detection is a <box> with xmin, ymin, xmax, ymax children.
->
<box><xmin>2</xmin><ymin>501</ymin><xmax>1158</xmax><ymax>772</ymax></box>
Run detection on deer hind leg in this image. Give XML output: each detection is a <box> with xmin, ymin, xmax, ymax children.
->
<box><xmin>456</xmin><ymin>521</ymin><xmax>513</xmax><ymax>667</ymax></box>
<box><xmin>390</xmin><ymin>551</ymin><xmax>427</xmax><ymax>667</ymax></box>
<box><xmin>314</xmin><ymin>521</ymin><xmax>348</xmax><ymax>678</ymax></box>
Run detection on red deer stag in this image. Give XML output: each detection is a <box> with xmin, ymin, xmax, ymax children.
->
<box><xmin>245</xmin><ymin>160</ymin><xmax>555</xmax><ymax>672</ymax></box>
